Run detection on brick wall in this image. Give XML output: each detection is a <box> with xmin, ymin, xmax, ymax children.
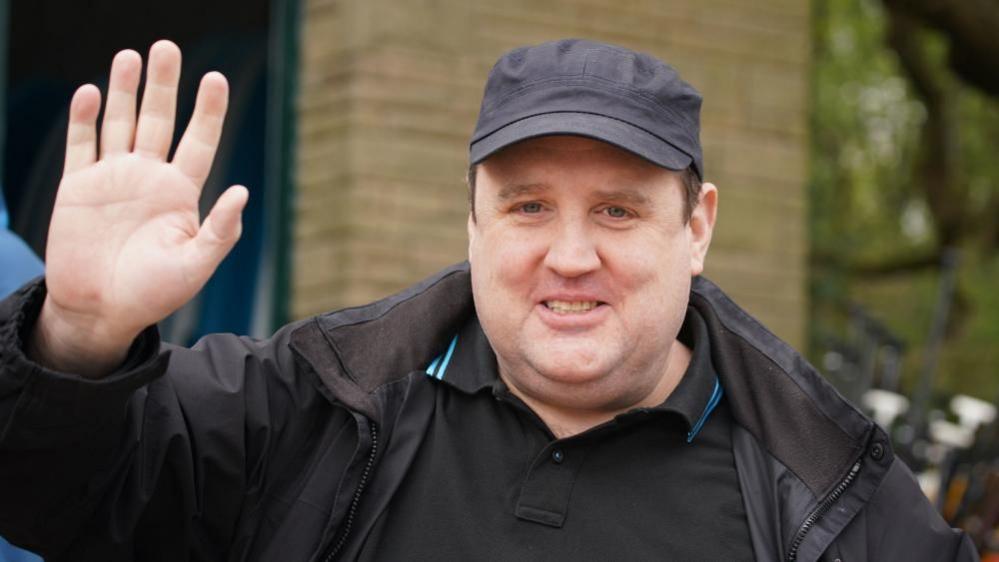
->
<box><xmin>295</xmin><ymin>0</ymin><xmax>811</xmax><ymax>349</ymax></box>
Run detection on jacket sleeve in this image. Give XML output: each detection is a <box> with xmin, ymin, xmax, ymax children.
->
<box><xmin>0</xmin><ymin>279</ymin><xmax>334</xmax><ymax>560</ymax></box>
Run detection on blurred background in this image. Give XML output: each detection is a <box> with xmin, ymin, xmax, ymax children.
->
<box><xmin>0</xmin><ymin>0</ymin><xmax>996</xmax><ymax>559</ymax></box>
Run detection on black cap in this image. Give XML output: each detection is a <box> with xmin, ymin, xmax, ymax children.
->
<box><xmin>470</xmin><ymin>39</ymin><xmax>704</xmax><ymax>180</ymax></box>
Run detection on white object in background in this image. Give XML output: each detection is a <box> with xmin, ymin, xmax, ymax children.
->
<box><xmin>917</xmin><ymin>468</ymin><xmax>941</xmax><ymax>504</ymax></box>
<box><xmin>862</xmin><ymin>388</ymin><xmax>910</xmax><ymax>429</ymax></box>
<box><xmin>929</xmin><ymin>419</ymin><xmax>975</xmax><ymax>449</ymax></box>
<box><xmin>950</xmin><ymin>394</ymin><xmax>997</xmax><ymax>432</ymax></box>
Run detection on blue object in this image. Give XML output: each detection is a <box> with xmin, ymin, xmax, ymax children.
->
<box><xmin>0</xmin><ymin>188</ymin><xmax>43</xmax><ymax>297</ymax></box>
<box><xmin>687</xmin><ymin>378</ymin><xmax>724</xmax><ymax>443</ymax></box>
<box><xmin>425</xmin><ymin>334</ymin><xmax>459</xmax><ymax>380</ymax></box>
<box><xmin>0</xmin><ymin>192</ymin><xmax>42</xmax><ymax>562</ymax></box>
<box><xmin>0</xmin><ymin>229</ymin><xmax>43</xmax><ymax>297</ymax></box>
<box><xmin>0</xmin><ymin>536</ymin><xmax>41</xmax><ymax>562</ymax></box>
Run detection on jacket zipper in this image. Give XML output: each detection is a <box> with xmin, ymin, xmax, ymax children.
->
<box><xmin>785</xmin><ymin>458</ymin><xmax>862</xmax><ymax>561</ymax></box>
<box><xmin>323</xmin><ymin>422</ymin><xmax>379</xmax><ymax>562</ymax></box>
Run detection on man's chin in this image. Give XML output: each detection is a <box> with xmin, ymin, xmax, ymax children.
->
<box><xmin>524</xmin><ymin>352</ymin><xmax>612</xmax><ymax>387</ymax></box>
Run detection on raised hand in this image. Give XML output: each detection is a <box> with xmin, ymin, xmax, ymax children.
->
<box><xmin>31</xmin><ymin>40</ymin><xmax>248</xmax><ymax>377</ymax></box>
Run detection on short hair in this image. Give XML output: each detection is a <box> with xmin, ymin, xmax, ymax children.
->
<box><xmin>466</xmin><ymin>163</ymin><xmax>703</xmax><ymax>223</ymax></box>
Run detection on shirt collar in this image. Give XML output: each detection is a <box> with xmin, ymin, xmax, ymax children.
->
<box><xmin>424</xmin><ymin>305</ymin><xmax>722</xmax><ymax>441</ymax></box>
<box><xmin>657</xmin><ymin>305</ymin><xmax>723</xmax><ymax>441</ymax></box>
<box><xmin>423</xmin><ymin>313</ymin><xmax>498</xmax><ymax>391</ymax></box>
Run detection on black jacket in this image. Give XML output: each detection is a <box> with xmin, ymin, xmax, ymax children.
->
<box><xmin>0</xmin><ymin>263</ymin><xmax>978</xmax><ymax>561</ymax></box>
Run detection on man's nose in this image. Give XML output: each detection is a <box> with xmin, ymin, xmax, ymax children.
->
<box><xmin>542</xmin><ymin>219</ymin><xmax>601</xmax><ymax>278</ymax></box>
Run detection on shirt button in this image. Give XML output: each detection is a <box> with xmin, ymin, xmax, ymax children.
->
<box><xmin>551</xmin><ymin>449</ymin><xmax>565</xmax><ymax>464</ymax></box>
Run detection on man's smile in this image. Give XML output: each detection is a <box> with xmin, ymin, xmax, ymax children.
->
<box><xmin>544</xmin><ymin>300</ymin><xmax>602</xmax><ymax>314</ymax></box>
<box><xmin>534</xmin><ymin>296</ymin><xmax>611</xmax><ymax>330</ymax></box>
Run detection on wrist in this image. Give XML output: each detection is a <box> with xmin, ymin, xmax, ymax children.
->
<box><xmin>28</xmin><ymin>298</ymin><xmax>140</xmax><ymax>379</ymax></box>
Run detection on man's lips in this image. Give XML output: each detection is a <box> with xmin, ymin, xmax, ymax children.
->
<box><xmin>535</xmin><ymin>297</ymin><xmax>610</xmax><ymax>329</ymax></box>
<box><xmin>543</xmin><ymin>299</ymin><xmax>603</xmax><ymax>314</ymax></box>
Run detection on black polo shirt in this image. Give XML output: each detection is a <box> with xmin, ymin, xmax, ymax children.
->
<box><xmin>356</xmin><ymin>307</ymin><xmax>754</xmax><ymax>560</ymax></box>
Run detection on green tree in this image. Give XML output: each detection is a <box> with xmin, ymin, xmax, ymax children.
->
<box><xmin>810</xmin><ymin>0</ymin><xmax>999</xmax><ymax>401</ymax></box>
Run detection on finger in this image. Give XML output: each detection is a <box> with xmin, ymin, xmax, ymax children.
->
<box><xmin>172</xmin><ymin>72</ymin><xmax>229</xmax><ymax>188</ymax></box>
<box><xmin>100</xmin><ymin>49</ymin><xmax>142</xmax><ymax>156</ymax></box>
<box><xmin>134</xmin><ymin>40</ymin><xmax>181</xmax><ymax>159</ymax></box>
<box><xmin>189</xmin><ymin>185</ymin><xmax>248</xmax><ymax>276</ymax></box>
<box><xmin>64</xmin><ymin>84</ymin><xmax>101</xmax><ymax>174</ymax></box>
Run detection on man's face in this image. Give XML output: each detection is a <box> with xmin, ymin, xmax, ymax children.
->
<box><xmin>468</xmin><ymin>136</ymin><xmax>717</xmax><ymax>413</ymax></box>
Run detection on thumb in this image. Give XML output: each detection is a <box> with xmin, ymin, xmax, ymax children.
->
<box><xmin>191</xmin><ymin>185</ymin><xmax>248</xmax><ymax>271</ymax></box>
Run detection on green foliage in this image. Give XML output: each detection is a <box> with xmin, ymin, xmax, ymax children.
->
<box><xmin>813</xmin><ymin>0</ymin><xmax>928</xmax><ymax>259</ymax></box>
<box><xmin>810</xmin><ymin>0</ymin><xmax>999</xmax><ymax>401</ymax></box>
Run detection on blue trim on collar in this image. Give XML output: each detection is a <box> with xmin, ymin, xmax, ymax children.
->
<box><xmin>425</xmin><ymin>355</ymin><xmax>442</xmax><ymax>377</ymax></box>
<box><xmin>686</xmin><ymin>377</ymin><xmax>723</xmax><ymax>443</ymax></box>
<box><xmin>425</xmin><ymin>334</ymin><xmax>459</xmax><ymax>380</ymax></box>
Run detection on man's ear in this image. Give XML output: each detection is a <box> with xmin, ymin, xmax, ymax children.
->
<box><xmin>688</xmin><ymin>182</ymin><xmax>718</xmax><ymax>276</ymax></box>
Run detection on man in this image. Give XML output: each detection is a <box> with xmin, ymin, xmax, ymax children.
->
<box><xmin>0</xmin><ymin>38</ymin><xmax>977</xmax><ymax>561</ymax></box>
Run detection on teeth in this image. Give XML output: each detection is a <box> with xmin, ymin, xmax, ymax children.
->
<box><xmin>545</xmin><ymin>300</ymin><xmax>599</xmax><ymax>314</ymax></box>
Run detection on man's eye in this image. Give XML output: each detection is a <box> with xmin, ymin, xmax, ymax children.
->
<box><xmin>519</xmin><ymin>202</ymin><xmax>543</xmax><ymax>214</ymax></box>
<box><xmin>603</xmin><ymin>206</ymin><xmax>630</xmax><ymax>218</ymax></box>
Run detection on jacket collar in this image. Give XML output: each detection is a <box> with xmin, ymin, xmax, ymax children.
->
<box><xmin>688</xmin><ymin>279</ymin><xmax>877</xmax><ymax>496</ymax></box>
<box><xmin>289</xmin><ymin>263</ymin><xmax>473</xmax><ymax>420</ymax></box>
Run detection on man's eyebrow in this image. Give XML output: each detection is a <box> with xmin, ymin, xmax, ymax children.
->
<box><xmin>497</xmin><ymin>183</ymin><xmax>551</xmax><ymax>200</ymax></box>
<box><xmin>592</xmin><ymin>189</ymin><xmax>652</xmax><ymax>207</ymax></box>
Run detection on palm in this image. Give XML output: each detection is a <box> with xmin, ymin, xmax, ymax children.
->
<box><xmin>49</xmin><ymin>158</ymin><xmax>198</xmax><ymax>327</ymax></box>
<box><xmin>44</xmin><ymin>41</ymin><xmax>246</xmax><ymax>347</ymax></box>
